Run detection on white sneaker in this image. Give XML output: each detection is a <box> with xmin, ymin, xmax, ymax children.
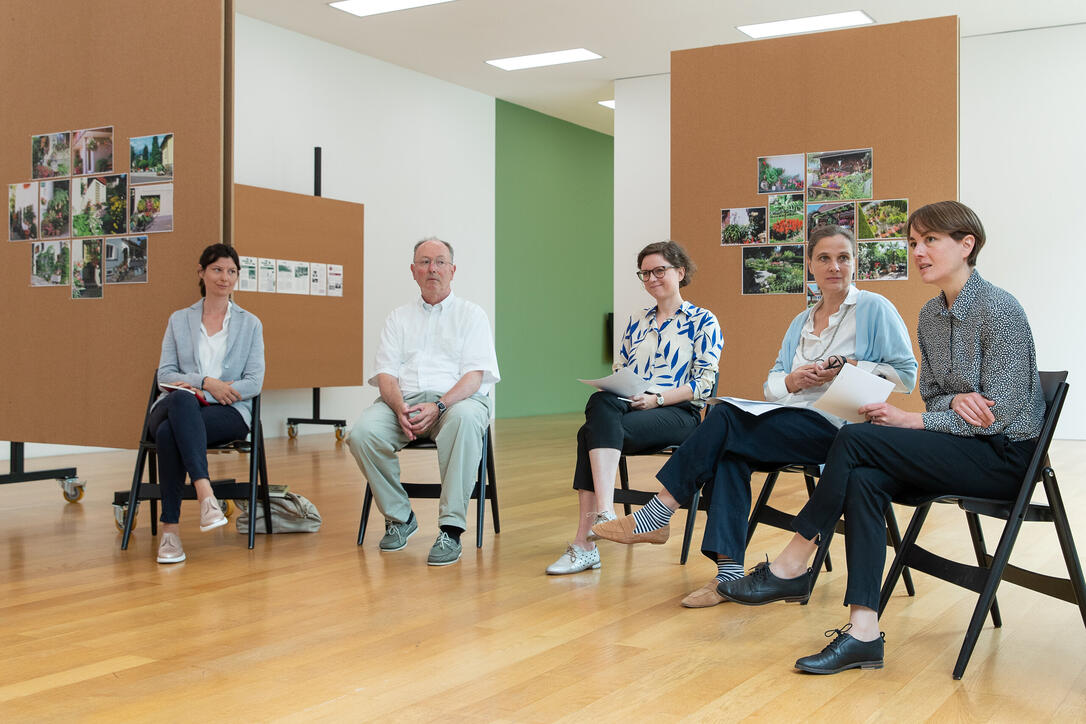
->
<box><xmin>546</xmin><ymin>543</ymin><xmax>601</xmax><ymax>575</ymax></box>
<box><xmin>585</xmin><ymin>510</ymin><xmax>617</xmax><ymax>542</ymax></box>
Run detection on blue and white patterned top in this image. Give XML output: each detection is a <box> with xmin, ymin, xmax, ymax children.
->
<box><xmin>617</xmin><ymin>301</ymin><xmax>723</xmax><ymax>408</ymax></box>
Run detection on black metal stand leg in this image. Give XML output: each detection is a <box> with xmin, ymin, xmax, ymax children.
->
<box><xmin>1</xmin><ymin>442</ymin><xmax>77</xmax><ymax>485</ymax></box>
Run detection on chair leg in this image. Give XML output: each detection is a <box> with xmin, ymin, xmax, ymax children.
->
<box><xmin>951</xmin><ymin>506</ymin><xmax>1031</xmax><ymax>680</ymax></box>
<box><xmin>487</xmin><ymin>440</ymin><xmax>500</xmax><ymax>534</ymax></box>
<box><xmin>475</xmin><ymin>435</ymin><xmax>488</xmax><ymax>549</ymax></box>
<box><xmin>805</xmin><ymin>528</ymin><xmax>836</xmax><ymax>604</ymax></box>
<box><xmin>965</xmin><ymin>512</ymin><xmax>1001</xmax><ymax>627</ymax></box>
<box><xmin>746</xmin><ymin>471</ymin><xmax>780</xmax><ymax>546</ymax></box>
<box><xmin>1043</xmin><ymin>469</ymin><xmax>1086</xmax><ymax>630</ymax></box>
<box><xmin>258</xmin><ymin>430</ymin><xmax>273</xmax><ymax>536</ymax></box>
<box><xmin>149</xmin><ymin>451</ymin><xmax>159</xmax><ymax>537</ymax></box>
<box><xmin>121</xmin><ymin>447</ymin><xmax>148</xmax><ymax>550</ymax></box>
<box><xmin>885</xmin><ymin>507</ymin><xmax>915</xmax><ymax>597</ymax></box>
<box><xmin>248</xmin><ymin>446</ymin><xmax>259</xmax><ymax>551</ymax></box>
<box><xmin>618</xmin><ymin>456</ymin><xmax>632</xmax><ymax>516</ymax></box>
<box><xmin>804</xmin><ymin>472</ymin><xmax>831</xmax><ymax>573</ymax></box>
<box><xmin>357</xmin><ymin>485</ymin><xmax>374</xmax><ymax>546</ymax></box>
<box><xmin>879</xmin><ymin>503</ymin><xmax>931</xmax><ymax>616</ymax></box>
<box><xmin>680</xmin><ymin>488</ymin><xmax>700</xmax><ymax>565</ymax></box>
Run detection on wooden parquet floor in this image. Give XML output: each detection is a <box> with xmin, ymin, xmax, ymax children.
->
<box><xmin>1</xmin><ymin>414</ymin><xmax>1085</xmax><ymax>722</ymax></box>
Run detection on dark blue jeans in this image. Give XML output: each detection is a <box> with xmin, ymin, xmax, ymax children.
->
<box><xmin>147</xmin><ymin>391</ymin><xmax>248</xmax><ymax>524</ymax></box>
<box><xmin>792</xmin><ymin>423</ymin><xmax>1034</xmax><ymax>610</ymax></box>
<box><xmin>656</xmin><ymin>403</ymin><xmax>840</xmax><ymax>564</ymax></box>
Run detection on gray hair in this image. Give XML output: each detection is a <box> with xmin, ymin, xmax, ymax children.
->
<box><xmin>413</xmin><ymin>236</ymin><xmax>455</xmax><ymax>263</ymax></box>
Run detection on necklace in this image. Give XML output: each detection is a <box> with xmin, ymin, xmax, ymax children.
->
<box><xmin>798</xmin><ymin>302</ymin><xmax>853</xmax><ymax>362</ymax></box>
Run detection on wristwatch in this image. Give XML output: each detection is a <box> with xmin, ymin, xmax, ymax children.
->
<box><xmin>655</xmin><ymin>393</ymin><xmax>665</xmax><ymax>407</ymax></box>
<box><xmin>435</xmin><ymin>400</ymin><xmax>447</xmax><ymax>415</ymax></box>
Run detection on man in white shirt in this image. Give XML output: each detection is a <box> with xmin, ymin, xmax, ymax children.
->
<box><xmin>347</xmin><ymin>237</ymin><xmax>500</xmax><ymax>566</ymax></box>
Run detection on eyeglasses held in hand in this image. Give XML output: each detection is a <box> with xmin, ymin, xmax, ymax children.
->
<box><xmin>636</xmin><ymin>266</ymin><xmax>677</xmax><ymax>282</ymax></box>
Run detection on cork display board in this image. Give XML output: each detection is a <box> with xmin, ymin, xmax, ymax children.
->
<box><xmin>0</xmin><ymin>0</ymin><xmax>231</xmax><ymax>448</ymax></box>
<box><xmin>671</xmin><ymin>17</ymin><xmax>958</xmax><ymax>410</ymax></box>
<box><xmin>232</xmin><ymin>184</ymin><xmax>364</xmax><ymax>390</ymax></box>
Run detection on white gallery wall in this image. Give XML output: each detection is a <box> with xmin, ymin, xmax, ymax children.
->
<box><xmin>612</xmin><ymin>24</ymin><xmax>1086</xmax><ymax>438</ymax></box>
<box><xmin>233</xmin><ymin>14</ymin><xmax>496</xmax><ymax>439</ymax></box>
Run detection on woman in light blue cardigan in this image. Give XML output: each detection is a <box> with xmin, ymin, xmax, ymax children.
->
<box><xmin>592</xmin><ymin>226</ymin><xmax>917</xmax><ymax>606</ymax></box>
<box><xmin>150</xmin><ymin>243</ymin><xmax>265</xmax><ymax>564</ymax></box>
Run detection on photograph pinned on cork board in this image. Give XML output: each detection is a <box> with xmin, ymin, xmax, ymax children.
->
<box><xmin>768</xmin><ymin>193</ymin><xmax>805</xmax><ymax>243</ymax></box>
<box><xmin>129</xmin><ymin>181</ymin><xmax>173</xmax><ymax>233</ymax></box>
<box><xmin>31</xmin><ymin>132</ymin><xmax>71</xmax><ymax>179</ymax></box>
<box><xmin>9</xmin><ymin>182</ymin><xmax>39</xmax><ymax>240</ymax></box>
<box><xmin>806</xmin><ymin>148</ymin><xmax>873</xmax><ymax>202</ymax></box>
<box><xmin>129</xmin><ymin>133</ymin><xmax>174</xmax><ymax>185</ymax></box>
<box><xmin>721</xmin><ymin>206</ymin><xmax>767</xmax><ymax>245</ymax></box>
<box><xmin>806</xmin><ymin>202</ymin><xmax>856</xmax><ymax>241</ymax></box>
<box><xmin>806</xmin><ymin>281</ymin><xmax>822</xmax><ymax>308</ymax></box>
<box><xmin>39</xmin><ymin>179</ymin><xmax>71</xmax><ymax>239</ymax></box>
<box><xmin>71</xmin><ymin>238</ymin><xmax>104</xmax><ymax>299</ymax></box>
<box><xmin>72</xmin><ymin>127</ymin><xmax>114</xmax><ymax>176</ymax></box>
<box><xmin>31</xmin><ymin>240</ymin><xmax>70</xmax><ymax>287</ymax></box>
<box><xmin>741</xmin><ymin>244</ymin><xmax>805</xmax><ymax>295</ymax></box>
<box><xmin>858</xmin><ymin>199</ymin><xmax>908</xmax><ymax>240</ymax></box>
<box><xmin>72</xmin><ymin>174</ymin><xmax>128</xmax><ymax>237</ymax></box>
<box><xmin>757</xmin><ymin>153</ymin><xmax>805</xmax><ymax>194</ymax></box>
<box><xmin>857</xmin><ymin>240</ymin><xmax>908</xmax><ymax>281</ymax></box>
<box><xmin>104</xmin><ymin>236</ymin><xmax>148</xmax><ymax>284</ymax></box>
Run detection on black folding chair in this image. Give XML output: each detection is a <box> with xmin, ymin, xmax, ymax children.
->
<box><xmin>357</xmin><ymin>426</ymin><xmax>498</xmax><ymax>549</ymax></box>
<box><xmin>878</xmin><ymin>371</ymin><xmax>1084</xmax><ymax>679</ymax></box>
<box><xmin>747</xmin><ymin>464</ymin><xmax>915</xmax><ymax>601</ymax></box>
<box><xmin>116</xmin><ymin>373</ymin><xmax>273</xmax><ymax>550</ymax></box>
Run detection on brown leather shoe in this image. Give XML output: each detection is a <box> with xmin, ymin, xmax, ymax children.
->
<box><xmin>681</xmin><ymin>580</ymin><xmax>726</xmax><ymax>608</ymax></box>
<box><xmin>591</xmin><ymin>513</ymin><xmax>670</xmax><ymax>545</ymax></box>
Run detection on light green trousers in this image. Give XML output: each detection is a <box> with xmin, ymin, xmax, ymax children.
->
<box><xmin>346</xmin><ymin>391</ymin><xmax>491</xmax><ymax>530</ymax></box>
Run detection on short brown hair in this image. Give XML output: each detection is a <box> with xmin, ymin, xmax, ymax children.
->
<box><xmin>907</xmin><ymin>201</ymin><xmax>986</xmax><ymax>266</ymax></box>
<box><xmin>638</xmin><ymin>240</ymin><xmax>696</xmax><ymax>287</ymax></box>
<box><xmin>807</xmin><ymin>225</ymin><xmax>857</xmax><ymax>260</ymax></box>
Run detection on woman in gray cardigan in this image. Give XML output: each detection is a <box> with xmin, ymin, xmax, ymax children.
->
<box><xmin>150</xmin><ymin>243</ymin><xmax>265</xmax><ymax>564</ymax></box>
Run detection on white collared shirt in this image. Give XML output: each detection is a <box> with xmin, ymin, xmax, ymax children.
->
<box><xmin>764</xmin><ymin>286</ymin><xmax>902</xmax><ymax>420</ymax></box>
<box><xmin>198</xmin><ymin>301</ymin><xmax>232</xmax><ymax>383</ymax></box>
<box><xmin>369</xmin><ymin>292</ymin><xmax>500</xmax><ymax>396</ymax></box>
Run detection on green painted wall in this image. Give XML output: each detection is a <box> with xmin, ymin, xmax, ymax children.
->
<box><xmin>495</xmin><ymin>100</ymin><xmax>614</xmax><ymax>418</ymax></box>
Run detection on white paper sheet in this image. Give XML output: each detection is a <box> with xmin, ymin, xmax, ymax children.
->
<box><xmin>578</xmin><ymin>367</ymin><xmax>648</xmax><ymax>398</ymax></box>
<box><xmin>258</xmin><ymin>258</ymin><xmax>276</xmax><ymax>293</ymax></box>
<box><xmin>309</xmin><ymin>262</ymin><xmax>327</xmax><ymax>296</ymax></box>
<box><xmin>812</xmin><ymin>362</ymin><xmax>895</xmax><ymax>423</ymax></box>
<box><xmin>712</xmin><ymin>397</ymin><xmax>785</xmax><ymax>416</ymax></box>
<box><xmin>327</xmin><ymin>264</ymin><xmax>343</xmax><ymax>297</ymax></box>
<box><xmin>238</xmin><ymin>256</ymin><xmax>257</xmax><ymax>292</ymax></box>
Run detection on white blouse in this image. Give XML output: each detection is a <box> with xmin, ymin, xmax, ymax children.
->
<box><xmin>198</xmin><ymin>301</ymin><xmax>232</xmax><ymax>386</ymax></box>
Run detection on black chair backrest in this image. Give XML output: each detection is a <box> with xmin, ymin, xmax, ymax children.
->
<box><xmin>1025</xmin><ymin>371</ymin><xmax>1069</xmax><ymax>485</ymax></box>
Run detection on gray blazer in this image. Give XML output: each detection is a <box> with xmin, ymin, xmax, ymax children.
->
<box><xmin>155</xmin><ymin>299</ymin><xmax>266</xmax><ymax>428</ymax></box>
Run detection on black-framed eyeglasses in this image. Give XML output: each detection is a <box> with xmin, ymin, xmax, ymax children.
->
<box><xmin>636</xmin><ymin>266</ymin><xmax>677</xmax><ymax>282</ymax></box>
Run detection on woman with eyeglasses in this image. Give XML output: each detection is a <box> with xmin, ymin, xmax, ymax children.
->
<box><xmin>546</xmin><ymin>241</ymin><xmax>723</xmax><ymax>575</ymax></box>
<box><xmin>149</xmin><ymin>243</ymin><xmax>265</xmax><ymax>564</ymax></box>
<box><xmin>592</xmin><ymin>226</ymin><xmax>917</xmax><ymax>606</ymax></box>
<box><xmin>717</xmin><ymin>202</ymin><xmax>1045</xmax><ymax>674</ymax></box>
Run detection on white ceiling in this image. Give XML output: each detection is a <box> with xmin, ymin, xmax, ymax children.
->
<box><xmin>235</xmin><ymin>0</ymin><xmax>1086</xmax><ymax>135</ymax></box>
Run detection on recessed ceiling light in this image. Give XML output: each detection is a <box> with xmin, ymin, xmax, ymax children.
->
<box><xmin>737</xmin><ymin>10</ymin><xmax>874</xmax><ymax>39</ymax></box>
<box><xmin>329</xmin><ymin>0</ymin><xmax>456</xmax><ymax>19</ymax></box>
<box><xmin>598</xmin><ymin>100</ymin><xmax>615</xmax><ymax>109</ymax></box>
<box><xmin>486</xmin><ymin>48</ymin><xmax>603</xmax><ymax>71</ymax></box>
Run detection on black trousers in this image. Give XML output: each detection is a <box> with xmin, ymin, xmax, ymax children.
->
<box><xmin>656</xmin><ymin>403</ymin><xmax>839</xmax><ymax>563</ymax></box>
<box><xmin>147</xmin><ymin>391</ymin><xmax>249</xmax><ymax>524</ymax></box>
<box><xmin>572</xmin><ymin>391</ymin><xmax>700</xmax><ymax>491</ymax></box>
<box><xmin>793</xmin><ymin>423</ymin><xmax>1035</xmax><ymax>610</ymax></box>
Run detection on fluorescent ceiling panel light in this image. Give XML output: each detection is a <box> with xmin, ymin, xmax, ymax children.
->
<box><xmin>737</xmin><ymin>10</ymin><xmax>874</xmax><ymax>39</ymax></box>
<box><xmin>598</xmin><ymin>100</ymin><xmax>615</xmax><ymax>109</ymax></box>
<box><xmin>329</xmin><ymin>0</ymin><xmax>456</xmax><ymax>19</ymax></box>
<box><xmin>486</xmin><ymin>48</ymin><xmax>602</xmax><ymax>71</ymax></box>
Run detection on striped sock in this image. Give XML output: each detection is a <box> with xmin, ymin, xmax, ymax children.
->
<box><xmin>715</xmin><ymin>556</ymin><xmax>744</xmax><ymax>583</ymax></box>
<box><xmin>632</xmin><ymin>495</ymin><xmax>674</xmax><ymax>534</ymax></box>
